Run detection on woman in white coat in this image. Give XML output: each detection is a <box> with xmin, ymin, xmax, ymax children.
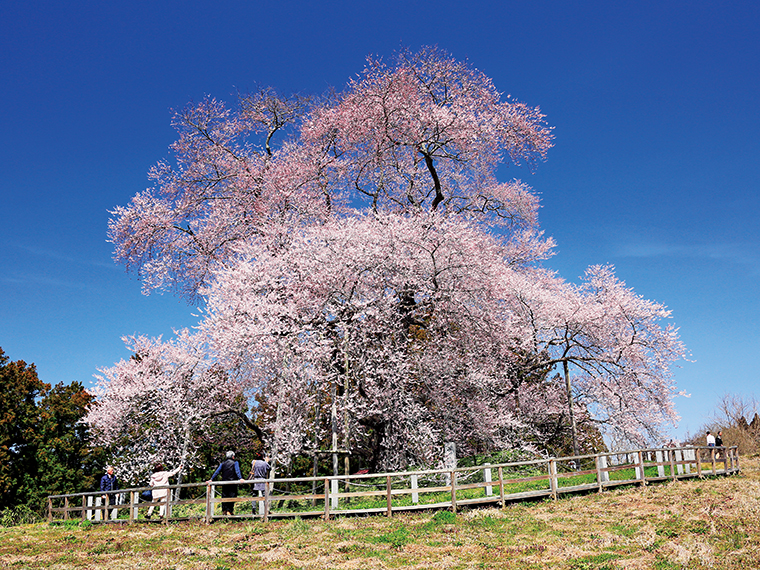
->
<box><xmin>146</xmin><ymin>463</ymin><xmax>181</xmax><ymax>519</ymax></box>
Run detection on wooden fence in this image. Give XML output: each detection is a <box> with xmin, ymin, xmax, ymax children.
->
<box><xmin>47</xmin><ymin>446</ymin><xmax>739</xmax><ymax>524</ymax></box>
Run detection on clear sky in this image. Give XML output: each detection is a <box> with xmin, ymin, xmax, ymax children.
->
<box><xmin>1</xmin><ymin>1</ymin><xmax>758</xmax><ymax>443</ymax></box>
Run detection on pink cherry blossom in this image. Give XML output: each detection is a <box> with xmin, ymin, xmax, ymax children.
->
<box><xmin>99</xmin><ymin>48</ymin><xmax>685</xmax><ymax>474</ymax></box>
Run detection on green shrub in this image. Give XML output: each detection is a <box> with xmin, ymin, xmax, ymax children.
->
<box><xmin>0</xmin><ymin>505</ymin><xmax>40</xmax><ymax>527</ymax></box>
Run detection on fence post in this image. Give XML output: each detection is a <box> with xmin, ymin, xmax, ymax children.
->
<box><xmin>711</xmin><ymin>448</ymin><xmax>716</xmax><ymax>475</ymax></box>
<box><xmin>263</xmin><ymin>480</ymin><xmax>270</xmax><ymax>523</ymax></box>
<box><xmin>684</xmin><ymin>448</ymin><xmax>692</xmax><ymax>474</ymax></box>
<box><xmin>134</xmin><ymin>491</ymin><xmax>140</xmax><ymax>522</ymax></box>
<box><xmin>163</xmin><ymin>491</ymin><xmax>171</xmax><ymax>525</ymax></box>
<box><xmin>484</xmin><ymin>463</ymin><xmax>493</xmax><ymax>497</ymax></box>
<box><xmin>594</xmin><ymin>455</ymin><xmax>604</xmax><ymax>492</ymax></box>
<box><xmin>386</xmin><ymin>476</ymin><xmax>393</xmax><ymax>517</ymax></box>
<box><xmin>598</xmin><ymin>454</ymin><xmax>609</xmax><ymax>484</ymax></box>
<box><xmin>82</xmin><ymin>495</ymin><xmax>87</xmax><ymax>521</ymax></box>
<box><xmin>668</xmin><ymin>449</ymin><xmax>677</xmax><ymax>480</ymax></box>
<box><xmin>47</xmin><ymin>497</ymin><xmax>53</xmax><ymax>523</ymax></box>
<box><xmin>696</xmin><ymin>448</ymin><xmax>703</xmax><ymax>478</ymax></box>
<box><xmin>549</xmin><ymin>460</ymin><xmax>558</xmax><ymax>499</ymax></box>
<box><xmin>498</xmin><ymin>466</ymin><xmax>505</xmax><ymax>508</ymax></box>
<box><xmin>331</xmin><ymin>478</ymin><xmax>339</xmax><ymax>510</ymax></box>
<box><xmin>205</xmin><ymin>483</ymin><xmax>213</xmax><ymax>524</ymax></box>
<box><xmin>656</xmin><ymin>450</ymin><xmax>664</xmax><ymax>478</ymax></box>
<box><xmin>411</xmin><ymin>474</ymin><xmax>419</xmax><ymax>505</ymax></box>
<box><xmin>636</xmin><ymin>451</ymin><xmax>646</xmax><ymax>485</ymax></box>
<box><xmin>128</xmin><ymin>492</ymin><xmax>135</xmax><ymax>523</ymax></box>
<box><xmin>323</xmin><ymin>478</ymin><xmax>330</xmax><ymax>521</ymax></box>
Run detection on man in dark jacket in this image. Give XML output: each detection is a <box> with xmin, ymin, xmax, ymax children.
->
<box><xmin>209</xmin><ymin>451</ymin><xmax>243</xmax><ymax>515</ymax></box>
<box><xmin>99</xmin><ymin>465</ymin><xmax>119</xmax><ymax>520</ymax></box>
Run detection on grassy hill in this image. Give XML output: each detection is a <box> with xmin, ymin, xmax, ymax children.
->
<box><xmin>2</xmin><ymin>457</ymin><xmax>759</xmax><ymax>569</ymax></box>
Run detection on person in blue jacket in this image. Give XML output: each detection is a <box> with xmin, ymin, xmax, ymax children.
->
<box><xmin>208</xmin><ymin>451</ymin><xmax>243</xmax><ymax>515</ymax></box>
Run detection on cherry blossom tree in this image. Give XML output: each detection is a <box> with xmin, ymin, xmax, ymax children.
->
<box><xmin>303</xmin><ymin>46</ymin><xmax>553</xmax><ymax>219</ymax></box>
<box><xmin>85</xmin><ymin>331</ymin><xmax>256</xmax><ymax>482</ymax></box>
<box><xmin>100</xmin><ymin>47</ymin><xmax>686</xmax><ymax>472</ymax></box>
<box><xmin>507</xmin><ymin>265</ymin><xmax>687</xmax><ymax>452</ymax></box>
<box><xmin>108</xmin><ymin>90</ymin><xmax>329</xmax><ymax>300</ymax></box>
<box><xmin>108</xmin><ymin>48</ymin><xmax>553</xmax><ymax>300</ymax></box>
<box><xmin>201</xmin><ymin>212</ymin><xmax>574</xmax><ymax>469</ymax></box>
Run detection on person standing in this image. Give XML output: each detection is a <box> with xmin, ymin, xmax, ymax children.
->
<box><xmin>249</xmin><ymin>455</ymin><xmax>272</xmax><ymax>515</ymax></box>
<box><xmin>209</xmin><ymin>451</ymin><xmax>243</xmax><ymax>516</ymax></box>
<box><xmin>147</xmin><ymin>463</ymin><xmax>181</xmax><ymax>519</ymax></box>
<box><xmin>715</xmin><ymin>431</ymin><xmax>724</xmax><ymax>460</ymax></box>
<box><xmin>99</xmin><ymin>465</ymin><xmax>119</xmax><ymax>520</ymax></box>
<box><xmin>706</xmin><ymin>431</ymin><xmax>716</xmax><ymax>446</ymax></box>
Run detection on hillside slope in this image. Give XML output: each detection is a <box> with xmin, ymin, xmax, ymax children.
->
<box><xmin>2</xmin><ymin>457</ymin><xmax>759</xmax><ymax>569</ymax></box>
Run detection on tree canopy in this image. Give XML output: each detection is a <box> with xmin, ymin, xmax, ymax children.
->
<box><xmin>94</xmin><ymin>48</ymin><xmax>686</xmax><ymax>478</ymax></box>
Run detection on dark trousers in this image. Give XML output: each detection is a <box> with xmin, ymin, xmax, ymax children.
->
<box><xmin>221</xmin><ymin>485</ymin><xmax>238</xmax><ymax>515</ymax></box>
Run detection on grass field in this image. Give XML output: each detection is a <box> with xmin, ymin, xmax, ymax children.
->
<box><xmin>2</xmin><ymin>457</ymin><xmax>758</xmax><ymax>569</ymax></box>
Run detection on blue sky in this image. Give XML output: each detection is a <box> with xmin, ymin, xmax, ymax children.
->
<box><xmin>1</xmin><ymin>1</ymin><xmax>758</xmax><ymax>443</ymax></box>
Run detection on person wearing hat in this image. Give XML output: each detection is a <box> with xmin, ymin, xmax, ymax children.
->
<box><xmin>209</xmin><ymin>451</ymin><xmax>243</xmax><ymax>516</ymax></box>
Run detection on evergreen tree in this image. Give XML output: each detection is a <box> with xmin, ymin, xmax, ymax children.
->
<box><xmin>0</xmin><ymin>348</ymin><xmax>102</xmax><ymax>512</ymax></box>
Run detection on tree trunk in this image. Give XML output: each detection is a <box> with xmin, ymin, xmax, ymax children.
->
<box><xmin>563</xmin><ymin>360</ymin><xmax>580</xmax><ymax>461</ymax></box>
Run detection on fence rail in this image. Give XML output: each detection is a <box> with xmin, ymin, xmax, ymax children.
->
<box><xmin>47</xmin><ymin>446</ymin><xmax>739</xmax><ymax>524</ymax></box>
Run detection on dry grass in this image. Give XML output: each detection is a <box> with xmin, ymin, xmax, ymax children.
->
<box><xmin>3</xmin><ymin>457</ymin><xmax>760</xmax><ymax>569</ymax></box>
